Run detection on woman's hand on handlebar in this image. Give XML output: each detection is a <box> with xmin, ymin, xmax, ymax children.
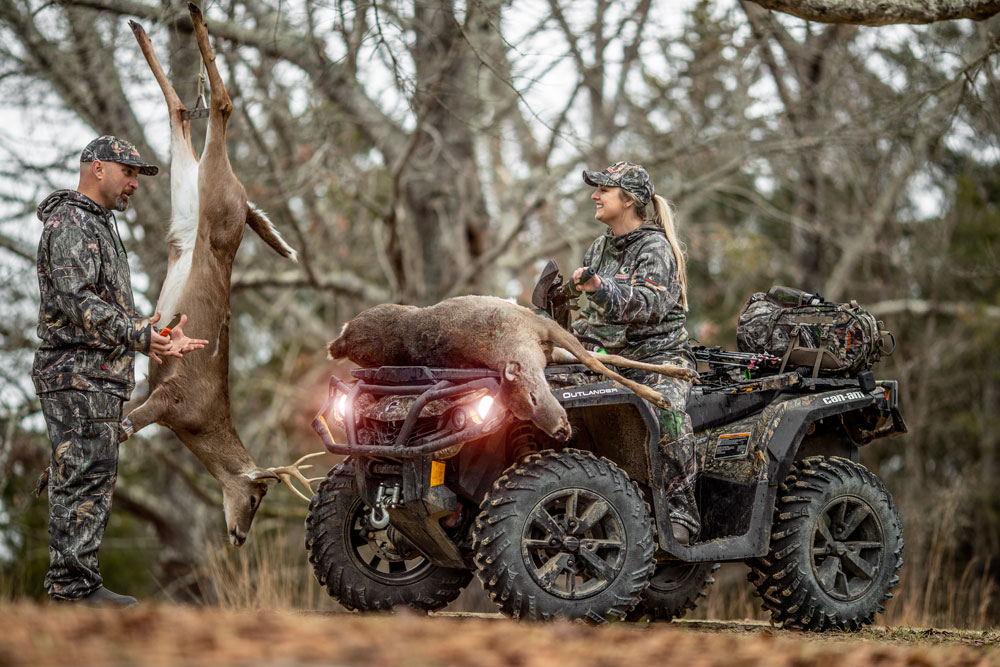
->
<box><xmin>573</xmin><ymin>267</ymin><xmax>601</xmax><ymax>293</ymax></box>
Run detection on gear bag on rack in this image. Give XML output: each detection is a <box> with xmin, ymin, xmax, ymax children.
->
<box><xmin>736</xmin><ymin>286</ymin><xmax>895</xmax><ymax>377</ymax></box>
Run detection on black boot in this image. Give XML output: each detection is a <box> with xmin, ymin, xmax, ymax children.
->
<box><xmin>83</xmin><ymin>587</ymin><xmax>137</xmax><ymax>607</ymax></box>
<box><xmin>56</xmin><ymin>587</ymin><xmax>138</xmax><ymax>607</ymax></box>
<box><xmin>671</xmin><ymin>522</ymin><xmax>691</xmax><ymax>546</ymax></box>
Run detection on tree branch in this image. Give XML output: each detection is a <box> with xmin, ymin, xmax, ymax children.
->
<box><xmin>869</xmin><ymin>298</ymin><xmax>1000</xmax><ymax>319</ymax></box>
<box><xmin>0</xmin><ymin>231</ymin><xmax>34</xmax><ymax>261</ymax></box>
<box><xmin>444</xmin><ymin>194</ymin><xmax>547</xmax><ymax>299</ymax></box>
<box><xmin>747</xmin><ymin>0</ymin><xmax>1000</xmax><ymax>25</ymax></box>
<box><xmin>113</xmin><ymin>481</ymin><xmax>188</xmax><ymax>542</ymax></box>
<box><xmin>59</xmin><ymin>0</ymin><xmax>407</xmax><ymax>162</ymax></box>
<box><xmin>231</xmin><ymin>269</ymin><xmax>390</xmax><ymax>302</ymax></box>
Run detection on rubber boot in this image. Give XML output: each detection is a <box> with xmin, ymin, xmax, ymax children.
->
<box><xmin>55</xmin><ymin>587</ymin><xmax>138</xmax><ymax>607</ymax></box>
<box><xmin>671</xmin><ymin>522</ymin><xmax>691</xmax><ymax>546</ymax></box>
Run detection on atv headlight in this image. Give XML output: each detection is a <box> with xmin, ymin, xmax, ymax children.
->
<box><xmin>332</xmin><ymin>392</ymin><xmax>349</xmax><ymax>423</ymax></box>
<box><xmin>472</xmin><ymin>395</ymin><xmax>495</xmax><ymax>423</ymax></box>
<box><xmin>330</xmin><ymin>391</ymin><xmax>347</xmax><ymax>426</ymax></box>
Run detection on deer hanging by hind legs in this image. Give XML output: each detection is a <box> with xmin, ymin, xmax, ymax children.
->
<box><xmin>126</xmin><ymin>5</ymin><xmax>319</xmax><ymax>547</ymax></box>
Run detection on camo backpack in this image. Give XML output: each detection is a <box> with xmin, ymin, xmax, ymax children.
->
<box><xmin>736</xmin><ymin>286</ymin><xmax>895</xmax><ymax>377</ymax></box>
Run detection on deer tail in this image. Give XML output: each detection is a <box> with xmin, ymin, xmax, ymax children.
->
<box><xmin>247</xmin><ymin>202</ymin><xmax>298</xmax><ymax>261</ymax></box>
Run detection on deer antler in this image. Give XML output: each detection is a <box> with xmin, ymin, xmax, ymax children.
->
<box><xmin>265</xmin><ymin>451</ymin><xmax>328</xmax><ymax>502</ymax></box>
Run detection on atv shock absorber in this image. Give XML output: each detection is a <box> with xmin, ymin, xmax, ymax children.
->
<box><xmin>508</xmin><ymin>423</ymin><xmax>540</xmax><ymax>462</ymax></box>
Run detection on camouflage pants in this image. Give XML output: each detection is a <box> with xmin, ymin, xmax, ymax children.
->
<box><xmin>39</xmin><ymin>390</ymin><xmax>123</xmax><ymax>600</ymax></box>
<box><xmin>623</xmin><ymin>354</ymin><xmax>700</xmax><ymax>536</ymax></box>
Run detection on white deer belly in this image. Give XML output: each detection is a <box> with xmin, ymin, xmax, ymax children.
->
<box><xmin>170</xmin><ymin>150</ymin><xmax>200</xmax><ymax>244</ymax></box>
<box><xmin>156</xmin><ymin>150</ymin><xmax>200</xmax><ymax>320</ymax></box>
<box><xmin>155</xmin><ymin>248</ymin><xmax>193</xmax><ymax>321</ymax></box>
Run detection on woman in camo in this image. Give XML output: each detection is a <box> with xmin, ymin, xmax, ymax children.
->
<box><xmin>571</xmin><ymin>160</ymin><xmax>700</xmax><ymax>545</ymax></box>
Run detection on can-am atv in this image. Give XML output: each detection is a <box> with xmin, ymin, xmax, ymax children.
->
<box><xmin>304</xmin><ymin>283</ymin><xmax>906</xmax><ymax>630</ymax></box>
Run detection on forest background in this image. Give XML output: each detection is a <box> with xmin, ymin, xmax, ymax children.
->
<box><xmin>0</xmin><ymin>0</ymin><xmax>997</xmax><ymax>629</ymax></box>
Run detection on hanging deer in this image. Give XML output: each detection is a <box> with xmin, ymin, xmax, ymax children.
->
<box><xmin>125</xmin><ymin>4</ymin><xmax>320</xmax><ymax>546</ymax></box>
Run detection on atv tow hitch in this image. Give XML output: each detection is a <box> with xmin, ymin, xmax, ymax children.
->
<box><xmin>370</xmin><ymin>483</ymin><xmax>402</xmax><ymax>529</ymax></box>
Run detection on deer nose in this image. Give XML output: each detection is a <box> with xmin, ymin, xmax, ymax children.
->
<box><xmin>554</xmin><ymin>423</ymin><xmax>571</xmax><ymax>442</ymax></box>
<box><xmin>229</xmin><ymin>529</ymin><xmax>247</xmax><ymax>547</ymax></box>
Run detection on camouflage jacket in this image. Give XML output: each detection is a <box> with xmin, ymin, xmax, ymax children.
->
<box><xmin>33</xmin><ymin>190</ymin><xmax>152</xmax><ymax>398</ymax></box>
<box><xmin>572</xmin><ymin>222</ymin><xmax>694</xmax><ymax>364</ymax></box>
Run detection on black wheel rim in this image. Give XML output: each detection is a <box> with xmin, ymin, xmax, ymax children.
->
<box><xmin>344</xmin><ymin>496</ymin><xmax>435</xmax><ymax>585</ymax></box>
<box><xmin>648</xmin><ymin>562</ymin><xmax>705</xmax><ymax>593</ymax></box>
<box><xmin>521</xmin><ymin>488</ymin><xmax>626</xmax><ymax>600</ymax></box>
<box><xmin>810</xmin><ymin>494</ymin><xmax>885</xmax><ymax>601</ymax></box>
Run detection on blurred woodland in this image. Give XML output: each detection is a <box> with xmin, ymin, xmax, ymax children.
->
<box><xmin>0</xmin><ymin>0</ymin><xmax>998</xmax><ymax>628</ymax></box>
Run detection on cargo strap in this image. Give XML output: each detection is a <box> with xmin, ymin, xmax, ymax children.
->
<box><xmin>778</xmin><ymin>327</ymin><xmax>826</xmax><ymax>378</ymax></box>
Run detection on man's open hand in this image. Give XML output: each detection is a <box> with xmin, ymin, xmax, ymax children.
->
<box><xmin>148</xmin><ymin>312</ymin><xmax>210</xmax><ymax>364</ymax></box>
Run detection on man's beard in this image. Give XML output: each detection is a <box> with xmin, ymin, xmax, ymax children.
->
<box><xmin>114</xmin><ymin>194</ymin><xmax>130</xmax><ymax>212</ymax></box>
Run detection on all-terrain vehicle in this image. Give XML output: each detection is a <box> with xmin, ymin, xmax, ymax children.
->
<box><xmin>305</xmin><ymin>279</ymin><xmax>906</xmax><ymax>631</ymax></box>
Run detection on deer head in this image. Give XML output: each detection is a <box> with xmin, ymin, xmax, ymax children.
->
<box><xmin>501</xmin><ymin>360</ymin><xmax>571</xmax><ymax>441</ymax></box>
<box><xmin>220</xmin><ymin>473</ymin><xmax>272</xmax><ymax>547</ymax></box>
<box><xmin>216</xmin><ymin>452</ymin><xmax>325</xmax><ymax>546</ymax></box>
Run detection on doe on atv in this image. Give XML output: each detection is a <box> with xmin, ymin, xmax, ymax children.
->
<box><xmin>304</xmin><ymin>277</ymin><xmax>905</xmax><ymax>630</ymax></box>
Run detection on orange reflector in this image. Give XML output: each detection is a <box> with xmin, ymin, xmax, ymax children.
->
<box><xmin>431</xmin><ymin>461</ymin><xmax>446</xmax><ymax>486</ymax></box>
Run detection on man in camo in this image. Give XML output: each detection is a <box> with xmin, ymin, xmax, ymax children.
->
<box><xmin>34</xmin><ymin>136</ymin><xmax>204</xmax><ymax>606</ymax></box>
<box><xmin>572</xmin><ymin>161</ymin><xmax>700</xmax><ymax>544</ymax></box>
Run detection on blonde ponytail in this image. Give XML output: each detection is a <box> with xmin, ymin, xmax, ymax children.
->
<box><xmin>650</xmin><ymin>194</ymin><xmax>688</xmax><ymax>311</ymax></box>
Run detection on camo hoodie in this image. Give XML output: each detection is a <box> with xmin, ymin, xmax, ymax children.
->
<box><xmin>33</xmin><ymin>189</ymin><xmax>152</xmax><ymax>398</ymax></box>
<box><xmin>572</xmin><ymin>222</ymin><xmax>694</xmax><ymax>365</ymax></box>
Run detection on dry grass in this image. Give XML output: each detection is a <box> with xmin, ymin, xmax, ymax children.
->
<box><xmin>882</xmin><ymin>482</ymin><xmax>997</xmax><ymax>630</ymax></box>
<box><xmin>192</xmin><ymin>525</ymin><xmax>341</xmax><ymax>612</ymax></box>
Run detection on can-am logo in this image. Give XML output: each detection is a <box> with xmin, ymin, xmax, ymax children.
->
<box><xmin>560</xmin><ymin>387</ymin><xmax>622</xmax><ymax>400</ymax></box>
<box><xmin>822</xmin><ymin>391</ymin><xmax>865</xmax><ymax>405</ymax></box>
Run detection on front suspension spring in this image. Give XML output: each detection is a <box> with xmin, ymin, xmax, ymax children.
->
<box><xmin>508</xmin><ymin>422</ymin><xmax>540</xmax><ymax>462</ymax></box>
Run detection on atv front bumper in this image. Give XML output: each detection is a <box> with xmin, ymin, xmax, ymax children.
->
<box><xmin>312</xmin><ymin>368</ymin><xmax>508</xmax><ymax>458</ymax></box>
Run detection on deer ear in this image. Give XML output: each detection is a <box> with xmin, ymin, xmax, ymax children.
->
<box><xmin>246</xmin><ymin>469</ymin><xmax>280</xmax><ymax>484</ymax></box>
<box><xmin>503</xmin><ymin>361</ymin><xmax>521</xmax><ymax>382</ymax></box>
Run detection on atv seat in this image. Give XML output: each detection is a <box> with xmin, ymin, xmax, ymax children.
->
<box><xmin>687</xmin><ymin>388</ymin><xmax>782</xmax><ymax>431</ymax></box>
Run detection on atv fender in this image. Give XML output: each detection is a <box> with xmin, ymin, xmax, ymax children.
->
<box><xmin>761</xmin><ymin>387</ymin><xmax>891</xmax><ymax>484</ymax></box>
<box><xmin>555</xmin><ymin>380</ymin><xmax>661</xmax><ymax>491</ymax></box>
<box><xmin>670</xmin><ymin>385</ymin><xmax>892</xmax><ymax>562</ymax></box>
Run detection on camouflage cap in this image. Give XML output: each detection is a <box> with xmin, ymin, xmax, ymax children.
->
<box><xmin>582</xmin><ymin>161</ymin><xmax>653</xmax><ymax>206</ymax></box>
<box><xmin>80</xmin><ymin>135</ymin><xmax>159</xmax><ymax>176</ymax></box>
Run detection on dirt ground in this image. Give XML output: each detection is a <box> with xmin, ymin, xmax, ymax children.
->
<box><xmin>0</xmin><ymin>605</ymin><xmax>997</xmax><ymax>666</ymax></box>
